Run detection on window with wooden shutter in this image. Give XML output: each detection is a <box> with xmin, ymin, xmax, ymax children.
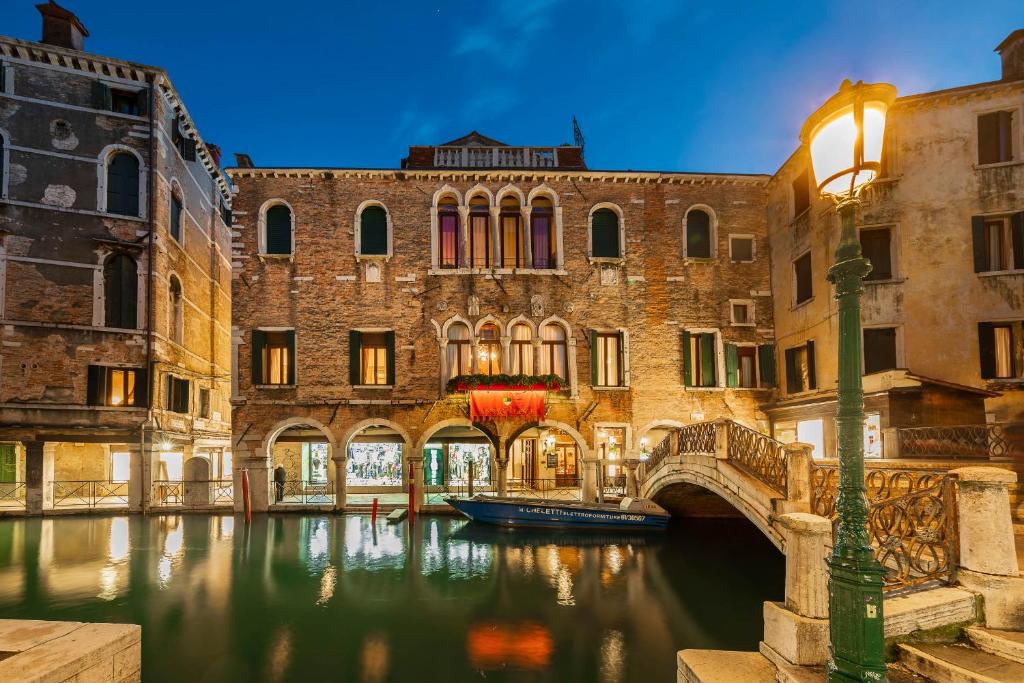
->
<box><xmin>349</xmin><ymin>331</ymin><xmax>362</xmax><ymax>385</ymax></box>
<box><xmin>170</xmin><ymin>193</ymin><xmax>183</xmax><ymax>243</ymax></box>
<box><xmin>757</xmin><ymin>344</ymin><xmax>776</xmax><ymax>388</ymax></box>
<box><xmin>979</xmin><ymin>322</ymin><xmax>1018</xmax><ymax>379</ymax></box>
<box><xmin>166</xmin><ymin>376</ymin><xmax>190</xmax><ymax>414</ymax></box>
<box><xmin>978</xmin><ymin>111</ymin><xmax>1014</xmax><ymax>165</ymax></box>
<box><xmin>792</xmin><ymin>168</ymin><xmax>810</xmax><ymax>217</ymax></box>
<box><xmin>785</xmin><ymin>342</ymin><xmax>815</xmax><ymax>393</ymax></box>
<box><xmin>87</xmin><ymin>365</ymin><xmax>145</xmax><ymax>407</ymax></box>
<box><xmin>110</xmin><ymin>88</ymin><xmax>141</xmax><ymax>116</ymax></box>
<box><xmin>682</xmin><ymin>330</ymin><xmax>692</xmax><ymax>386</ymax></box>
<box><xmin>860</xmin><ymin>227</ymin><xmax>893</xmax><ymax>281</ymax></box>
<box><xmin>255</xmin><ymin>330</ymin><xmax>294</xmax><ymax>386</ymax></box>
<box><xmin>103</xmin><ymin>253</ymin><xmax>137</xmax><ymax>329</ymax></box>
<box><xmin>729</xmin><ymin>235</ymin><xmax>754</xmax><ymax>262</ymax></box>
<box><xmin>1012</xmin><ymin>213</ymin><xmax>1024</xmax><ymax>270</ymax></box>
<box><xmin>971</xmin><ymin>215</ymin><xmax>1021</xmax><ymax>273</ymax></box>
<box><xmin>684</xmin><ymin>331</ymin><xmax>718</xmax><ymax>387</ymax></box>
<box><xmin>591</xmin><ymin>209</ymin><xmax>620</xmax><ymax>258</ymax></box>
<box><xmin>251</xmin><ymin>330</ymin><xmax>266</xmax><ymax>385</ymax></box>
<box><xmin>863</xmin><ymin>328</ymin><xmax>898</xmax><ymax>375</ymax></box>
<box><xmin>359</xmin><ymin>332</ymin><xmax>389</xmax><ymax>385</ymax></box>
<box><xmin>686</xmin><ymin>209</ymin><xmax>712</xmax><ymax>258</ymax></box>
<box><xmin>725</xmin><ymin>344</ymin><xmax>739</xmax><ymax>387</ymax></box>
<box><xmin>106</xmin><ymin>153</ymin><xmax>140</xmax><ymax>216</ymax></box>
<box><xmin>793</xmin><ymin>252</ymin><xmax>813</xmax><ymax>304</ymax></box>
<box><xmin>264</xmin><ymin>205</ymin><xmax>292</xmax><ymax>255</ymax></box>
<box><xmin>359</xmin><ymin>206</ymin><xmax>388</xmax><ymax>255</ymax></box>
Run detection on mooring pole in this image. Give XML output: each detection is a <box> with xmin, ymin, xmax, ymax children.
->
<box><xmin>241</xmin><ymin>469</ymin><xmax>252</xmax><ymax>525</ymax></box>
<box><xmin>408</xmin><ymin>461</ymin><xmax>415</xmax><ymax>525</ymax></box>
<box><xmin>371</xmin><ymin>496</ymin><xmax>378</xmax><ymax>524</ymax></box>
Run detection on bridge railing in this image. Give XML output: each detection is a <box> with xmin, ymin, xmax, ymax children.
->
<box><xmin>726</xmin><ymin>421</ymin><xmax>788</xmax><ymax>497</ymax></box>
<box><xmin>895</xmin><ymin>422</ymin><xmax>1023</xmax><ymax>460</ymax></box>
<box><xmin>812</xmin><ymin>464</ymin><xmax>959</xmax><ymax>592</ymax></box>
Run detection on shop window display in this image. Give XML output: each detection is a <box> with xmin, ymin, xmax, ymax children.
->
<box><xmin>449</xmin><ymin>443</ymin><xmax>491</xmax><ymax>486</ymax></box>
<box><xmin>347</xmin><ymin>442</ymin><xmax>403</xmax><ymax>486</ymax></box>
<box><xmin>424</xmin><ymin>444</ymin><xmax>445</xmax><ymax>486</ymax></box>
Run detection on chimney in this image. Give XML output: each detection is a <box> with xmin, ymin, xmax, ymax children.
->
<box><xmin>234</xmin><ymin>153</ymin><xmax>254</xmax><ymax>169</ymax></box>
<box><xmin>996</xmin><ymin>29</ymin><xmax>1024</xmax><ymax>82</ymax></box>
<box><xmin>36</xmin><ymin>1</ymin><xmax>89</xmax><ymax>51</ymax></box>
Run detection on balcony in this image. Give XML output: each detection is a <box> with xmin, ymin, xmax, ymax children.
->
<box><xmin>432</xmin><ymin>146</ymin><xmax>559</xmax><ymax>169</ymax></box>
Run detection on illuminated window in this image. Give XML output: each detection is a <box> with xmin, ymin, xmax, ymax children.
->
<box><xmin>510</xmin><ymin>323</ymin><xmax>533</xmax><ymax>374</ymax></box>
<box><xmin>540</xmin><ymin>324</ymin><xmax>567</xmax><ymax>380</ymax></box>
<box><xmin>593</xmin><ymin>332</ymin><xmax>623</xmax><ymax>387</ymax></box>
<box><xmin>360</xmin><ymin>333</ymin><xmax>389</xmax><ymax>385</ymax></box>
<box><xmin>252</xmin><ymin>330</ymin><xmax>295</xmax><ymax>385</ymax></box>
<box><xmin>447</xmin><ymin>323</ymin><xmax>471</xmax><ymax>379</ymax></box>
<box><xmin>972</xmin><ymin>215</ymin><xmax>1023</xmax><ymax>273</ymax></box>
<box><xmin>469</xmin><ymin>196</ymin><xmax>491</xmax><ymax>268</ymax></box>
<box><xmin>530</xmin><ymin>197</ymin><xmax>555</xmax><ymax>268</ymax></box>
<box><xmin>500</xmin><ymin>195</ymin><xmax>524</xmax><ymax>268</ymax></box>
<box><xmin>87</xmin><ymin>365</ymin><xmax>146</xmax><ymax>407</ymax></box>
<box><xmin>478</xmin><ymin>324</ymin><xmax>501</xmax><ymax>375</ymax></box>
<box><xmin>438</xmin><ymin>197</ymin><xmax>460</xmax><ymax>268</ymax></box>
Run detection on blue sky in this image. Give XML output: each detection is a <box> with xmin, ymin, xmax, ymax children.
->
<box><xmin>7</xmin><ymin>1</ymin><xmax>1022</xmax><ymax>173</ymax></box>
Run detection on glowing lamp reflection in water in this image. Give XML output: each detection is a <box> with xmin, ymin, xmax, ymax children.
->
<box><xmin>467</xmin><ymin>622</ymin><xmax>553</xmax><ymax>670</ymax></box>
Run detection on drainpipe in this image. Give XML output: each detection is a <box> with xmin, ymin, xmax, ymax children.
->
<box><xmin>139</xmin><ymin>73</ymin><xmax>157</xmax><ymax>514</ymax></box>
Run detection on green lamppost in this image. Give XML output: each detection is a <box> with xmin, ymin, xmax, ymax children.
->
<box><xmin>800</xmin><ymin>79</ymin><xmax>896</xmax><ymax>682</ymax></box>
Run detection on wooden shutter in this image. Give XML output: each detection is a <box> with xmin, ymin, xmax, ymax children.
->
<box><xmin>285</xmin><ymin>330</ymin><xmax>297</xmax><ymax>385</ymax></box>
<box><xmin>617</xmin><ymin>331</ymin><xmax>625</xmax><ymax>386</ymax></box>
<box><xmin>682</xmin><ymin>331</ymin><xmax>692</xmax><ymax>386</ymax></box>
<box><xmin>978</xmin><ymin>322</ymin><xmax>996</xmax><ymax>379</ymax></box>
<box><xmin>251</xmin><ymin>330</ymin><xmax>266</xmax><ymax>385</ymax></box>
<box><xmin>120</xmin><ymin>256</ymin><xmax>137</xmax><ymax>328</ymax></box>
<box><xmin>87</xmin><ymin>365</ymin><xmax>104</xmax><ymax>405</ymax></box>
<box><xmin>1012</xmin><ymin>212</ymin><xmax>1024</xmax><ymax>270</ymax></box>
<box><xmin>971</xmin><ymin>216</ymin><xmax>988</xmax><ymax>272</ymax></box>
<box><xmin>806</xmin><ymin>341</ymin><xmax>817</xmax><ymax>389</ymax></box>
<box><xmin>266</xmin><ymin>206</ymin><xmax>292</xmax><ymax>254</ymax></box>
<box><xmin>135</xmin><ymin>89</ymin><xmax>148</xmax><ymax>116</ymax></box>
<box><xmin>785</xmin><ymin>348</ymin><xmax>799</xmax><ymax>393</ymax></box>
<box><xmin>589</xmin><ymin>330</ymin><xmax>598</xmax><ymax>385</ymax></box>
<box><xmin>725</xmin><ymin>344</ymin><xmax>738</xmax><ymax>388</ymax></box>
<box><xmin>758</xmin><ymin>345</ymin><xmax>776</xmax><ymax>388</ymax></box>
<box><xmin>107</xmin><ymin>154</ymin><xmax>140</xmax><ymax>217</ymax></box>
<box><xmin>134</xmin><ymin>366</ymin><xmax>149</xmax><ymax>407</ymax></box>
<box><xmin>385</xmin><ymin>331</ymin><xmax>396</xmax><ymax>385</ymax></box>
<box><xmin>183</xmin><ymin>138</ymin><xmax>197</xmax><ymax>162</ymax></box>
<box><xmin>360</xmin><ymin>207</ymin><xmax>389</xmax><ymax>255</ymax></box>
<box><xmin>591</xmin><ymin>210</ymin><xmax>619</xmax><ymax>258</ymax></box>
<box><xmin>349</xmin><ymin>331</ymin><xmax>362</xmax><ymax>385</ymax></box>
<box><xmin>92</xmin><ymin>81</ymin><xmax>111</xmax><ymax>110</ymax></box>
<box><xmin>699</xmin><ymin>333</ymin><xmax>716</xmax><ymax>386</ymax></box>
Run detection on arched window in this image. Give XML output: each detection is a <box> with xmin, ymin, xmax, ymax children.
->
<box><xmin>531</xmin><ymin>197</ymin><xmax>555</xmax><ymax>269</ymax></box>
<box><xmin>103</xmin><ymin>253</ymin><xmax>137</xmax><ymax>329</ymax></box>
<box><xmin>359</xmin><ymin>205</ymin><xmax>388</xmax><ymax>255</ymax></box>
<box><xmin>469</xmin><ymin>195</ymin><xmax>491</xmax><ymax>268</ymax></box>
<box><xmin>478</xmin><ymin>323</ymin><xmax>501</xmax><ymax>375</ymax></box>
<box><xmin>264</xmin><ymin>203</ymin><xmax>292</xmax><ymax>255</ymax></box>
<box><xmin>169</xmin><ymin>275</ymin><xmax>183</xmax><ymax>345</ymax></box>
<box><xmin>510</xmin><ymin>323</ymin><xmax>533</xmax><ymax>374</ymax></box>
<box><xmin>0</xmin><ymin>130</ymin><xmax>8</xmax><ymax>200</ymax></box>
<box><xmin>106</xmin><ymin>152</ymin><xmax>140</xmax><ymax>216</ymax></box>
<box><xmin>540</xmin><ymin>324</ymin><xmax>567</xmax><ymax>380</ymax></box>
<box><xmin>500</xmin><ymin>195</ymin><xmax>524</xmax><ymax>268</ymax></box>
<box><xmin>591</xmin><ymin>207</ymin><xmax>620</xmax><ymax>258</ymax></box>
<box><xmin>685</xmin><ymin>208</ymin><xmax>713</xmax><ymax>258</ymax></box>
<box><xmin>170</xmin><ymin>188</ymin><xmax>183</xmax><ymax>243</ymax></box>
<box><xmin>447</xmin><ymin>322</ymin><xmax>471</xmax><ymax>378</ymax></box>
<box><xmin>438</xmin><ymin>197</ymin><xmax>460</xmax><ymax>268</ymax></box>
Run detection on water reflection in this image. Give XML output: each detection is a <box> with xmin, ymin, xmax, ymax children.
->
<box><xmin>0</xmin><ymin>514</ymin><xmax>783</xmax><ymax>682</ymax></box>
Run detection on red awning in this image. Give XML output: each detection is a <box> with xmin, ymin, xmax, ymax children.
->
<box><xmin>469</xmin><ymin>390</ymin><xmax>546</xmax><ymax>422</ymax></box>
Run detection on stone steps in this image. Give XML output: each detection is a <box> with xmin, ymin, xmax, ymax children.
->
<box><xmin>966</xmin><ymin>627</ymin><xmax>1024</xmax><ymax>665</ymax></box>
<box><xmin>899</xmin><ymin>642</ymin><xmax>1024</xmax><ymax>682</ymax></box>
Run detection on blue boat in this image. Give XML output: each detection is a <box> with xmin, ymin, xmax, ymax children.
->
<box><xmin>444</xmin><ymin>495</ymin><xmax>671</xmax><ymax>531</ymax></box>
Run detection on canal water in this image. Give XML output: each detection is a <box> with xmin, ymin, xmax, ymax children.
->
<box><xmin>0</xmin><ymin>514</ymin><xmax>783</xmax><ymax>682</ymax></box>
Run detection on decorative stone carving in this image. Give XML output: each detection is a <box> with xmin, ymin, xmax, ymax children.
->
<box><xmin>468</xmin><ymin>295</ymin><xmax>480</xmax><ymax>316</ymax></box>
<box><xmin>564</xmin><ymin>302</ymin><xmax>575</xmax><ymax>313</ymax></box>
<box><xmin>530</xmin><ymin>295</ymin><xmax>544</xmax><ymax>317</ymax></box>
<box><xmin>436</xmin><ymin>300</ymin><xmax>448</xmax><ymax>312</ymax></box>
<box><xmin>600</xmin><ymin>267</ymin><xmax>618</xmax><ymax>286</ymax></box>
<box><xmin>365</xmin><ymin>262</ymin><xmax>381</xmax><ymax>283</ymax></box>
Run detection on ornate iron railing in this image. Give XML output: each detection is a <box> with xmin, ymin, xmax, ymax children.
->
<box><xmin>638</xmin><ymin>433</ymin><xmax>673</xmax><ymax>482</ymax></box>
<box><xmin>276</xmin><ymin>480</ymin><xmax>334</xmax><ymax>505</ymax></box>
<box><xmin>52</xmin><ymin>480</ymin><xmax>129</xmax><ymax>508</ymax></box>
<box><xmin>679</xmin><ymin>421</ymin><xmax>717</xmax><ymax>454</ymax></box>
<box><xmin>811</xmin><ymin>465</ymin><xmax>958</xmax><ymax>591</ymax></box>
<box><xmin>897</xmin><ymin>423</ymin><xmax>1022</xmax><ymax>460</ymax></box>
<box><xmin>152</xmin><ymin>480</ymin><xmax>184</xmax><ymax>506</ymax></box>
<box><xmin>0</xmin><ymin>482</ymin><xmax>26</xmax><ymax>508</ymax></box>
<box><xmin>726</xmin><ymin>421</ymin><xmax>788</xmax><ymax>496</ymax></box>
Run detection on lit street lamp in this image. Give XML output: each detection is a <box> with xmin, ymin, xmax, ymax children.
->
<box><xmin>800</xmin><ymin>79</ymin><xmax>896</xmax><ymax>682</ymax></box>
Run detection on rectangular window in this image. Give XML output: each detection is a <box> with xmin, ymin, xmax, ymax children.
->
<box><xmin>794</xmin><ymin>252</ymin><xmax>813</xmax><ymax>305</ymax></box>
<box><xmin>198</xmin><ymin>387</ymin><xmax>211</xmax><ymax>419</ymax></box>
<box><xmin>860</xmin><ymin>227</ymin><xmax>893</xmax><ymax>281</ymax></box>
<box><xmin>972</xmin><ymin>215</ymin><xmax>1024</xmax><ymax>273</ymax></box>
<box><xmin>979</xmin><ymin>321</ymin><xmax>1021</xmax><ymax>379</ymax></box>
<box><xmin>166</xmin><ymin>376</ymin><xmax>190</xmax><ymax>414</ymax></box>
<box><xmin>172</xmin><ymin>121</ymin><xmax>197</xmax><ymax>161</ymax></box>
<box><xmin>531</xmin><ymin>210</ymin><xmax>554</xmax><ymax>268</ymax></box>
<box><xmin>360</xmin><ymin>332</ymin><xmax>389</xmax><ymax>385</ymax></box>
<box><xmin>170</xmin><ymin>195</ymin><xmax>182</xmax><ymax>243</ymax></box>
<box><xmin>792</xmin><ymin>168</ymin><xmax>810</xmax><ymax>217</ymax></box>
<box><xmin>978</xmin><ymin>110</ymin><xmax>1014</xmax><ymax>165</ymax></box>
<box><xmin>470</xmin><ymin>211</ymin><xmax>490</xmax><ymax>267</ymax></box>
<box><xmin>731</xmin><ymin>301</ymin><xmax>752</xmax><ymax>325</ymax></box>
<box><xmin>594</xmin><ymin>332</ymin><xmax>623</xmax><ymax>387</ymax></box>
<box><xmin>784</xmin><ymin>342</ymin><xmax>816</xmax><ymax>394</ymax></box>
<box><xmin>683</xmin><ymin>331</ymin><xmax>718</xmax><ymax>388</ymax></box>
<box><xmin>87</xmin><ymin>365</ymin><xmax>146</xmax><ymax>407</ymax></box>
<box><xmin>863</xmin><ymin>327</ymin><xmax>898</xmax><ymax>375</ymax></box>
<box><xmin>110</xmin><ymin>88</ymin><xmax>141</xmax><ymax>116</ymax></box>
<box><xmin>729</xmin><ymin>236</ymin><xmax>754</xmax><ymax>262</ymax></box>
<box><xmin>252</xmin><ymin>330</ymin><xmax>295</xmax><ymax>386</ymax></box>
<box><xmin>725</xmin><ymin>344</ymin><xmax>759</xmax><ymax>388</ymax></box>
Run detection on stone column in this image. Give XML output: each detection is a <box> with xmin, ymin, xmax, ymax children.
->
<box><xmin>778</xmin><ymin>442</ymin><xmax>813</xmax><ymax>514</ymax></box>
<box><xmin>623</xmin><ymin>458</ymin><xmax>640</xmax><ymax>497</ymax></box>
<box><xmin>235</xmin><ymin>448</ymin><xmax>270</xmax><ymax>514</ymax></box>
<box><xmin>333</xmin><ymin>457</ymin><xmax>347</xmax><ymax>510</ymax></box>
<box><xmin>24</xmin><ymin>441</ymin><xmax>45</xmax><ymax>515</ymax></box>
<box><xmin>714</xmin><ymin>418</ymin><xmax>729</xmax><ymax>460</ymax></box>
<box><xmin>567</xmin><ymin>337</ymin><xmax>579</xmax><ymax>398</ymax></box>
<box><xmin>409</xmin><ymin>455</ymin><xmax>425</xmax><ymax>512</ymax></box>
<box><xmin>500</xmin><ymin>336</ymin><xmax>512</xmax><ymax>374</ymax></box>
<box><xmin>495</xmin><ymin>437</ymin><xmax>509</xmax><ymax>497</ymax></box>
<box><xmin>761</xmin><ymin>512</ymin><xmax>831</xmax><ymax>667</ymax></box>
<box><xmin>581</xmin><ymin>455</ymin><xmax>599</xmax><ymax>502</ymax></box>
<box><xmin>521</xmin><ymin>206</ymin><xmax>533</xmax><ymax>268</ymax></box>
<box><xmin>125</xmin><ymin>442</ymin><xmax>152</xmax><ymax>513</ymax></box>
<box><xmin>951</xmin><ymin>467</ymin><xmax>1024</xmax><ymax>630</ymax></box>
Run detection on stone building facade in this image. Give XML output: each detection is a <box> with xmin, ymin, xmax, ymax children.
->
<box><xmin>0</xmin><ymin>4</ymin><xmax>233</xmax><ymax>513</ymax></box>
<box><xmin>228</xmin><ymin>133</ymin><xmax>776</xmax><ymax>510</ymax></box>
<box><xmin>764</xmin><ymin>30</ymin><xmax>1024</xmax><ymax>457</ymax></box>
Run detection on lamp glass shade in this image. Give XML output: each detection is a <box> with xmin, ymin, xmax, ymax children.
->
<box><xmin>800</xmin><ymin>81</ymin><xmax>896</xmax><ymax>198</ymax></box>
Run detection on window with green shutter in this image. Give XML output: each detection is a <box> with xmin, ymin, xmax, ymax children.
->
<box><xmin>758</xmin><ymin>345</ymin><xmax>777</xmax><ymax>388</ymax></box>
<box><xmin>725</xmin><ymin>344</ymin><xmax>739</xmax><ymax>387</ymax></box>
<box><xmin>264</xmin><ymin>204</ymin><xmax>293</xmax><ymax>255</ymax></box>
<box><xmin>683</xmin><ymin>331</ymin><xmax>718</xmax><ymax>387</ymax></box>
<box><xmin>0</xmin><ymin>444</ymin><xmax>16</xmax><ymax>484</ymax></box>
<box><xmin>106</xmin><ymin>153</ymin><xmax>140</xmax><ymax>217</ymax></box>
<box><xmin>590</xmin><ymin>208</ymin><xmax>620</xmax><ymax>258</ymax></box>
<box><xmin>355</xmin><ymin>331</ymin><xmax>395</xmax><ymax>386</ymax></box>
<box><xmin>359</xmin><ymin>206</ymin><xmax>389</xmax><ymax>255</ymax></box>
<box><xmin>682</xmin><ymin>331</ymin><xmax>692</xmax><ymax>386</ymax></box>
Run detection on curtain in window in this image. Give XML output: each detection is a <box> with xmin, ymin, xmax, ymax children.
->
<box><xmin>478</xmin><ymin>324</ymin><xmax>501</xmax><ymax>375</ymax></box>
<box><xmin>531</xmin><ymin>209</ymin><xmax>553</xmax><ymax>268</ymax></box>
<box><xmin>470</xmin><ymin>211</ymin><xmax>490</xmax><ymax>267</ymax></box>
<box><xmin>447</xmin><ymin>323</ymin><xmax>470</xmax><ymax>378</ymax></box>
<box><xmin>994</xmin><ymin>326</ymin><xmax>1014</xmax><ymax>378</ymax></box>
<box><xmin>501</xmin><ymin>213</ymin><xmax>522</xmax><ymax>267</ymax></box>
<box><xmin>540</xmin><ymin>324</ymin><xmax>567</xmax><ymax>379</ymax></box>
<box><xmin>511</xmin><ymin>324</ymin><xmax>533</xmax><ymax>374</ymax></box>
<box><xmin>439</xmin><ymin>210</ymin><xmax>460</xmax><ymax>267</ymax></box>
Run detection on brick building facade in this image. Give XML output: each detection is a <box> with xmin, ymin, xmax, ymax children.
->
<box><xmin>228</xmin><ymin>133</ymin><xmax>776</xmax><ymax>510</ymax></box>
<box><xmin>0</xmin><ymin>3</ymin><xmax>233</xmax><ymax>513</ymax></box>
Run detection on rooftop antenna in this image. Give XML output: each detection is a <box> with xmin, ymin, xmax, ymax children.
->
<box><xmin>572</xmin><ymin>116</ymin><xmax>585</xmax><ymax>161</ymax></box>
